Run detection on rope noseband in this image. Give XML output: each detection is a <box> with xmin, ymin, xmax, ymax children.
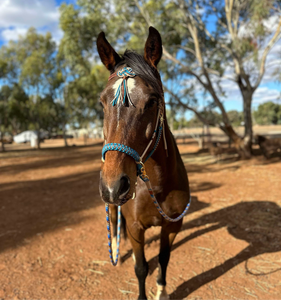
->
<box><xmin>102</xmin><ymin>67</ymin><xmax>191</xmax><ymax>266</ymax></box>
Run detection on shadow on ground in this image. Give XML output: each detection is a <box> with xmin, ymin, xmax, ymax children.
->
<box><xmin>0</xmin><ymin>169</ymin><xmax>102</xmax><ymax>254</ymax></box>
<box><xmin>165</xmin><ymin>200</ymin><xmax>281</xmax><ymax>299</ymax></box>
<box><xmin>0</xmin><ymin>148</ymin><xmax>102</xmax><ymax>174</ymax></box>
<box><xmin>123</xmin><ymin>198</ymin><xmax>281</xmax><ymax>298</ymax></box>
<box><xmin>168</xmin><ymin>201</ymin><xmax>281</xmax><ymax>300</ymax></box>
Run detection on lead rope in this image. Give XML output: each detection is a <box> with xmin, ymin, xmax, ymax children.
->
<box><xmin>105</xmin><ymin>204</ymin><xmax>121</xmax><ymax>266</ymax></box>
<box><xmin>138</xmin><ymin>165</ymin><xmax>191</xmax><ymax>222</ymax></box>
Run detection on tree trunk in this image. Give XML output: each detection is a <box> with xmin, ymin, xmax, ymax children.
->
<box><xmin>37</xmin><ymin>130</ymin><xmax>41</xmax><ymax>149</ymax></box>
<box><xmin>224</xmin><ymin>125</ymin><xmax>251</xmax><ymax>159</ymax></box>
<box><xmin>205</xmin><ymin>78</ymin><xmax>251</xmax><ymax>158</ymax></box>
<box><xmin>202</xmin><ymin>124</ymin><xmax>205</xmax><ymax>149</ymax></box>
<box><xmin>243</xmin><ymin>94</ymin><xmax>253</xmax><ymax>154</ymax></box>
<box><xmin>0</xmin><ymin>131</ymin><xmax>5</xmax><ymax>152</ymax></box>
<box><xmin>63</xmin><ymin>124</ymin><xmax>68</xmax><ymax>147</ymax></box>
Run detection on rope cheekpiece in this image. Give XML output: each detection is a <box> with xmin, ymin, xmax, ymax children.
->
<box><xmin>103</xmin><ymin>67</ymin><xmax>191</xmax><ymax>266</ymax></box>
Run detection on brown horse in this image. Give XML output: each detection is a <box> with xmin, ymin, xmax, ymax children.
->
<box><xmin>97</xmin><ymin>27</ymin><xmax>190</xmax><ymax>300</ymax></box>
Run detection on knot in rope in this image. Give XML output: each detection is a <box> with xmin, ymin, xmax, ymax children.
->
<box><xmin>117</xmin><ymin>67</ymin><xmax>136</xmax><ymax>79</ymax></box>
<box><xmin>111</xmin><ymin>67</ymin><xmax>136</xmax><ymax>107</ymax></box>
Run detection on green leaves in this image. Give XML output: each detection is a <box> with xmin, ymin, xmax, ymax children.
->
<box><xmin>253</xmin><ymin>101</ymin><xmax>281</xmax><ymax>125</ymax></box>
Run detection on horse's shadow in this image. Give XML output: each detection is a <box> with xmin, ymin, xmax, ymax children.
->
<box><xmin>166</xmin><ymin>200</ymin><xmax>281</xmax><ymax>299</ymax></box>
<box><xmin>121</xmin><ymin>199</ymin><xmax>281</xmax><ymax>298</ymax></box>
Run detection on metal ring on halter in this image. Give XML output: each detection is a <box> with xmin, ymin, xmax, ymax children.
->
<box><xmin>136</xmin><ymin>161</ymin><xmax>149</xmax><ymax>180</ymax></box>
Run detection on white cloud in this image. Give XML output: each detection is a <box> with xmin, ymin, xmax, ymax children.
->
<box><xmin>0</xmin><ymin>0</ymin><xmax>59</xmax><ymax>28</ymax></box>
<box><xmin>1</xmin><ymin>27</ymin><xmax>28</xmax><ymax>41</ymax></box>
<box><xmin>252</xmin><ymin>86</ymin><xmax>280</xmax><ymax>104</ymax></box>
<box><xmin>0</xmin><ymin>0</ymin><xmax>61</xmax><ymax>43</ymax></box>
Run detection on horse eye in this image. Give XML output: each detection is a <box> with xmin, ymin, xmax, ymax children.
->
<box><xmin>144</xmin><ymin>98</ymin><xmax>157</xmax><ymax>110</ymax></box>
<box><xmin>99</xmin><ymin>101</ymin><xmax>104</xmax><ymax>108</ymax></box>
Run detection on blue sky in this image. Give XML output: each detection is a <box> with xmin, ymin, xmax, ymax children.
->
<box><xmin>0</xmin><ymin>0</ymin><xmax>280</xmax><ymax>115</ymax></box>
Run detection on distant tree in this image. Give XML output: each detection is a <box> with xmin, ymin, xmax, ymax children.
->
<box><xmin>185</xmin><ymin>110</ymin><xmax>223</xmax><ymax>128</ymax></box>
<box><xmin>0</xmin><ymin>43</ymin><xmax>19</xmax><ymax>151</ymax></box>
<box><xmin>253</xmin><ymin>101</ymin><xmax>281</xmax><ymax>125</ymax></box>
<box><xmin>17</xmin><ymin>28</ymin><xmax>58</xmax><ymax>149</ymax></box>
<box><xmin>5</xmin><ymin>85</ymin><xmax>29</xmax><ymax>131</ymax></box>
<box><xmin>227</xmin><ymin>110</ymin><xmax>244</xmax><ymax>127</ymax></box>
<box><xmin>58</xmin><ymin>4</ymin><xmax>108</xmax><ymax>131</ymax></box>
<box><xmin>0</xmin><ymin>86</ymin><xmax>9</xmax><ymax>151</ymax></box>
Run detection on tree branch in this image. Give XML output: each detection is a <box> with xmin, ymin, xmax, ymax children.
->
<box><xmin>135</xmin><ymin>0</ymin><xmax>233</xmax><ymax>129</ymax></box>
<box><xmin>178</xmin><ymin>45</ymin><xmax>196</xmax><ymax>56</ymax></box>
<box><xmin>164</xmin><ymin>86</ymin><xmax>216</xmax><ymax>127</ymax></box>
<box><xmin>253</xmin><ymin>17</ymin><xmax>281</xmax><ymax>90</ymax></box>
<box><xmin>134</xmin><ymin>0</ymin><xmax>209</xmax><ymax>89</ymax></box>
<box><xmin>225</xmin><ymin>0</ymin><xmax>235</xmax><ymax>38</ymax></box>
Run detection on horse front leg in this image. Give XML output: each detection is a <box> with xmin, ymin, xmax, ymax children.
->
<box><xmin>156</xmin><ymin>221</ymin><xmax>182</xmax><ymax>300</ymax></box>
<box><xmin>127</xmin><ymin>226</ymin><xmax>148</xmax><ymax>300</ymax></box>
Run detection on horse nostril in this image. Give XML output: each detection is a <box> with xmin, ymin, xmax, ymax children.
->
<box><xmin>119</xmin><ymin>175</ymin><xmax>130</xmax><ymax>198</ymax></box>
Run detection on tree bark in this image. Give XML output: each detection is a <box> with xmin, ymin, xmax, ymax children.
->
<box><xmin>0</xmin><ymin>131</ymin><xmax>5</xmax><ymax>152</ymax></box>
<box><xmin>63</xmin><ymin>124</ymin><xmax>68</xmax><ymax>147</ymax></box>
<box><xmin>37</xmin><ymin>129</ymin><xmax>41</xmax><ymax>149</ymax></box>
<box><xmin>243</xmin><ymin>93</ymin><xmax>253</xmax><ymax>154</ymax></box>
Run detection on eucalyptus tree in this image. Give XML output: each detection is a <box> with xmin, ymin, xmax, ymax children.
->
<box><xmin>58</xmin><ymin>3</ymin><xmax>108</xmax><ymax>133</ymax></box>
<box><xmin>0</xmin><ymin>86</ymin><xmax>9</xmax><ymax>152</ymax></box>
<box><xmin>253</xmin><ymin>101</ymin><xmax>281</xmax><ymax>125</ymax></box>
<box><xmin>74</xmin><ymin>0</ymin><xmax>281</xmax><ymax>158</ymax></box>
<box><xmin>16</xmin><ymin>28</ymin><xmax>58</xmax><ymax>149</ymax></box>
<box><xmin>0</xmin><ymin>43</ymin><xmax>21</xmax><ymax>151</ymax></box>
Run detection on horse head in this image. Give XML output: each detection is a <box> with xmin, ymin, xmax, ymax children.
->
<box><xmin>97</xmin><ymin>27</ymin><xmax>164</xmax><ymax>206</ymax></box>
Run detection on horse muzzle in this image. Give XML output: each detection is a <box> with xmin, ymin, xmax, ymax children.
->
<box><xmin>99</xmin><ymin>172</ymin><xmax>132</xmax><ymax>206</ymax></box>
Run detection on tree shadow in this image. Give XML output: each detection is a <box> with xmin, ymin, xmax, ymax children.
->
<box><xmin>0</xmin><ymin>148</ymin><xmax>102</xmax><ymax>174</ymax></box>
<box><xmin>0</xmin><ymin>141</ymin><xmax>104</xmax><ymax>158</ymax></box>
<box><xmin>184</xmin><ymin>162</ymin><xmax>240</xmax><ymax>174</ymax></box>
<box><xmin>190</xmin><ymin>181</ymin><xmax>222</xmax><ymax>192</ymax></box>
<box><xmin>0</xmin><ymin>170</ymin><xmax>102</xmax><ymax>254</ymax></box>
<box><xmin>166</xmin><ymin>200</ymin><xmax>281</xmax><ymax>299</ymax></box>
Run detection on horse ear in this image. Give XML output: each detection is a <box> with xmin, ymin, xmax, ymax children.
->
<box><xmin>97</xmin><ymin>32</ymin><xmax>121</xmax><ymax>71</ymax></box>
<box><xmin>144</xmin><ymin>27</ymin><xmax>162</xmax><ymax>68</ymax></box>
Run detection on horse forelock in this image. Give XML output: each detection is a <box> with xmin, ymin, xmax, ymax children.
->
<box><xmin>114</xmin><ymin>50</ymin><xmax>163</xmax><ymax>99</ymax></box>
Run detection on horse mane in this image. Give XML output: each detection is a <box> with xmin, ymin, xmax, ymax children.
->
<box><xmin>114</xmin><ymin>50</ymin><xmax>163</xmax><ymax>98</ymax></box>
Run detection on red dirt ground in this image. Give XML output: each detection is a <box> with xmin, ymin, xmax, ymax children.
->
<box><xmin>0</xmin><ymin>139</ymin><xmax>281</xmax><ymax>299</ymax></box>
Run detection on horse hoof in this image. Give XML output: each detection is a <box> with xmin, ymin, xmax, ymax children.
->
<box><xmin>155</xmin><ymin>285</ymin><xmax>169</xmax><ymax>300</ymax></box>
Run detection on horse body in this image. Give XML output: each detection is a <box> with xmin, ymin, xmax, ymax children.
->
<box><xmin>97</xmin><ymin>27</ymin><xmax>190</xmax><ymax>300</ymax></box>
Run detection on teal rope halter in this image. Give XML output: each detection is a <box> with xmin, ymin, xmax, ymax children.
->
<box><xmin>103</xmin><ymin>67</ymin><xmax>191</xmax><ymax>266</ymax></box>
